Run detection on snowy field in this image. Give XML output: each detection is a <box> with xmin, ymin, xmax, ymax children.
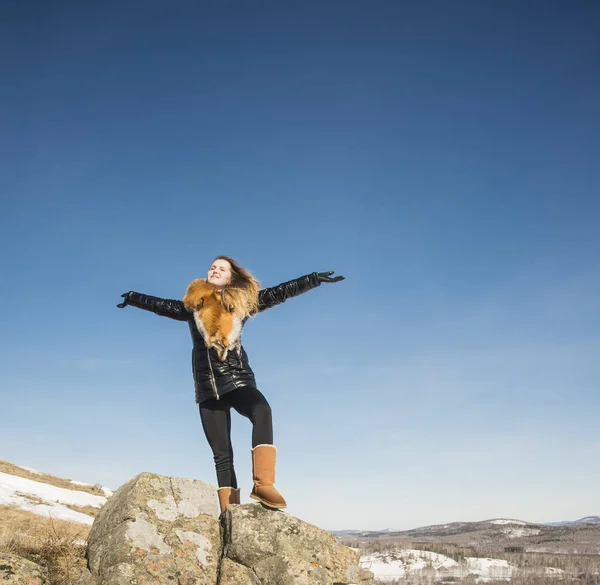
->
<box><xmin>359</xmin><ymin>549</ymin><xmax>514</xmax><ymax>582</ymax></box>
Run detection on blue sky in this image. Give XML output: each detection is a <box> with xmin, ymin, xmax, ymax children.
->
<box><xmin>1</xmin><ymin>1</ymin><xmax>599</xmax><ymax>530</ymax></box>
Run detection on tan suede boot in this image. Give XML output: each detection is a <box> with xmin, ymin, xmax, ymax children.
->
<box><xmin>217</xmin><ymin>487</ymin><xmax>236</xmax><ymax>514</ymax></box>
<box><xmin>232</xmin><ymin>488</ymin><xmax>241</xmax><ymax>505</ymax></box>
<box><xmin>249</xmin><ymin>444</ymin><xmax>287</xmax><ymax>509</ymax></box>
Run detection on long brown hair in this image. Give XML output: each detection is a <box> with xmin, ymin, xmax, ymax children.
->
<box><xmin>215</xmin><ymin>255</ymin><xmax>261</xmax><ymax>318</ymax></box>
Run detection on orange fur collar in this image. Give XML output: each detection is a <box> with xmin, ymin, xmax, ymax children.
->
<box><xmin>183</xmin><ymin>279</ymin><xmax>242</xmax><ymax>361</ymax></box>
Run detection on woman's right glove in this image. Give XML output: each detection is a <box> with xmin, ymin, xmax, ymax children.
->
<box><xmin>116</xmin><ymin>292</ymin><xmax>132</xmax><ymax>308</ymax></box>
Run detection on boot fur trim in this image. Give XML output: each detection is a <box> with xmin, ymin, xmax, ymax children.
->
<box><xmin>252</xmin><ymin>444</ymin><xmax>277</xmax><ymax>451</ymax></box>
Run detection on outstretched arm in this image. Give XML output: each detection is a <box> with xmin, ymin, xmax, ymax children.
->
<box><xmin>257</xmin><ymin>271</ymin><xmax>344</xmax><ymax>313</ymax></box>
<box><xmin>117</xmin><ymin>291</ymin><xmax>190</xmax><ymax>321</ymax></box>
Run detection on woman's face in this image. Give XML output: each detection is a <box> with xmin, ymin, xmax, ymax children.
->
<box><xmin>207</xmin><ymin>258</ymin><xmax>232</xmax><ymax>289</ymax></box>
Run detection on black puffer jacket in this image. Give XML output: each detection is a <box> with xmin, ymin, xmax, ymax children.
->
<box><xmin>124</xmin><ymin>273</ymin><xmax>321</xmax><ymax>403</ymax></box>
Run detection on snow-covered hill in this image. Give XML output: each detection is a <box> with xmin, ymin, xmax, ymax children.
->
<box><xmin>0</xmin><ymin>463</ymin><xmax>113</xmax><ymax>525</ymax></box>
<box><xmin>545</xmin><ymin>516</ymin><xmax>600</xmax><ymax>526</ymax></box>
<box><xmin>335</xmin><ymin>516</ymin><xmax>600</xmax><ymax>539</ymax></box>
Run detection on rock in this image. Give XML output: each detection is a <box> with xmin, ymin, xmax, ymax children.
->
<box><xmin>86</xmin><ymin>472</ymin><xmax>221</xmax><ymax>585</ymax></box>
<box><xmin>83</xmin><ymin>471</ymin><xmax>366</xmax><ymax>585</ymax></box>
<box><xmin>73</xmin><ymin>567</ymin><xmax>96</xmax><ymax>585</ymax></box>
<box><xmin>222</xmin><ymin>503</ymin><xmax>361</xmax><ymax>585</ymax></box>
<box><xmin>0</xmin><ymin>552</ymin><xmax>49</xmax><ymax>584</ymax></box>
<box><xmin>218</xmin><ymin>557</ymin><xmax>261</xmax><ymax>585</ymax></box>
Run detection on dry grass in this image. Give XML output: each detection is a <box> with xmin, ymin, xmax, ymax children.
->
<box><xmin>66</xmin><ymin>504</ymin><xmax>101</xmax><ymax>519</ymax></box>
<box><xmin>0</xmin><ymin>506</ymin><xmax>90</xmax><ymax>585</ymax></box>
<box><xmin>0</xmin><ymin>459</ymin><xmax>106</xmax><ymax>497</ymax></box>
<box><xmin>0</xmin><ymin>506</ymin><xmax>90</xmax><ymax>542</ymax></box>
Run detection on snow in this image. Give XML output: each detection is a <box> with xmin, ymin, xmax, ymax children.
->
<box><xmin>545</xmin><ymin>567</ymin><xmax>566</xmax><ymax>575</ymax></box>
<box><xmin>0</xmin><ymin>471</ymin><xmax>107</xmax><ymax>525</ymax></box>
<box><xmin>502</xmin><ymin>526</ymin><xmax>541</xmax><ymax>538</ymax></box>
<box><xmin>360</xmin><ymin>550</ymin><xmax>459</xmax><ymax>580</ymax></box>
<box><xmin>490</xmin><ymin>518</ymin><xmax>528</xmax><ymax>525</ymax></box>
<box><xmin>465</xmin><ymin>557</ymin><xmax>514</xmax><ymax>580</ymax></box>
<box><xmin>360</xmin><ymin>550</ymin><xmax>515</xmax><ymax>583</ymax></box>
<box><xmin>360</xmin><ymin>553</ymin><xmax>405</xmax><ymax>579</ymax></box>
<box><xmin>70</xmin><ymin>480</ymin><xmax>114</xmax><ymax>497</ymax></box>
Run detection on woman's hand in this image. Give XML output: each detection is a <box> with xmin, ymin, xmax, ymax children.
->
<box><xmin>317</xmin><ymin>271</ymin><xmax>345</xmax><ymax>283</ymax></box>
<box><xmin>116</xmin><ymin>292</ymin><xmax>132</xmax><ymax>308</ymax></box>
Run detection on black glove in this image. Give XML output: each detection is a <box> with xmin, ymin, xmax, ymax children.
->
<box><xmin>317</xmin><ymin>271</ymin><xmax>345</xmax><ymax>283</ymax></box>
<box><xmin>116</xmin><ymin>292</ymin><xmax>132</xmax><ymax>308</ymax></box>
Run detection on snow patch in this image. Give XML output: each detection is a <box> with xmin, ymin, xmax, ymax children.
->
<box><xmin>545</xmin><ymin>567</ymin><xmax>566</xmax><ymax>575</ymax></box>
<box><xmin>466</xmin><ymin>557</ymin><xmax>514</xmax><ymax>580</ymax></box>
<box><xmin>70</xmin><ymin>480</ymin><xmax>114</xmax><ymax>496</ymax></box>
<box><xmin>360</xmin><ymin>550</ymin><xmax>459</xmax><ymax>580</ymax></box>
<box><xmin>360</xmin><ymin>550</ymin><xmax>515</xmax><ymax>583</ymax></box>
<box><xmin>502</xmin><ymin>526</ymin><xmax>541</xmax><ymax>538</ymax></box>
<box><xmin>0</xmin><ymin>471</ymin><xmax>107</xmax><ymax>525</ymax></box>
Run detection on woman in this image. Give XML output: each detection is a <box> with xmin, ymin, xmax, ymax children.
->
<box><xmin>117</xmin><ymin>257</ymin><xmax>344</xmax><ymax>513</ymax></box>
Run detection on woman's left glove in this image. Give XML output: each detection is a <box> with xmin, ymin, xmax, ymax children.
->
<box><xmin>317</xmin><ymin>271</ymin><xmax>345</xmax><ymax>283</ymax></box>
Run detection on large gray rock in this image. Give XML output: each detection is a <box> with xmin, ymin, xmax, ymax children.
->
<box><xmin>82</xmin><ymin>471</ymin><xmax>368</xmax><ymax>585</ymax></box>
<box><xmin>222</xmin><ymin>504</ymin><xmax>363</xmax><ymax>585</ymax></box>
<box><xmin>0</xmin><ymin>552</ymin><xmax>49</xmax><ymax>584</ymax></box>
<box><xmin>86</xmin><ymin>472</ymin><xmax>221</xmax><ymax>585</ymax></box>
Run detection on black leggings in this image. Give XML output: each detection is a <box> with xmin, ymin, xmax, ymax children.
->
<box><xmin>199</xmin><ymin>386</ymin><xmax>273</xmax><ymax>488</ymax></box>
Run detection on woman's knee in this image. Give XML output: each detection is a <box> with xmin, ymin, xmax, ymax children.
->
<box><xmin>253</xmin><ymin>401</ymin><xmax>272</xmax><ymax>424</ymax></box>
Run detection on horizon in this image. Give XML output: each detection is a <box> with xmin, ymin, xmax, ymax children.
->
<box><xmin>2</xmin><ymin>1</ymin><xmax>599</xmax><ymax>530</ymax></box>
<box><xmin>1</xmin><ymin>457</ymin><xmax>597</xmax><ymax>533</ymax></box>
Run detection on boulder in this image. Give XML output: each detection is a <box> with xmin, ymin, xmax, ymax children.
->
<box><xmin>82</xmin><ymin>471</ymin><xmax>367</xmax><ymax>585</ymax></box>
<box><xmin>222</xmin><ymin>503</ymin><xmax>364</xmax><ymax>585</ymax></box>
<box><xmin>0</xmin><ymin>552</ymin><xmax>49</xmax><ymax>584</ymax></box>
<box><xmin>86</xmin><ymin>472</ymin><xmax>221</xmax><ymax>585</ymax></box>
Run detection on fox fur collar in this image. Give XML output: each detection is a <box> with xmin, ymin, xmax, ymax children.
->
<box><xmin>183</xmin><ymin>279</ymin><xmax>243</xmax><ymax>361</ymax></box>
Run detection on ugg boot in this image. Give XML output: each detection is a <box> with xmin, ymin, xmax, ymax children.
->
<box><xmin>232</xmin><ymin>488</ymin><xmax>241</xmax><ymax>505</ymax></box>
<box><xmin>249</xmin><ymin>444</ymin><xmax>287</xmax><ymax>509</ymax></box>
<box><xmin>217</xmin><ymin>487</ymin><xmax>237</xmax><ymax>514</ymax></box>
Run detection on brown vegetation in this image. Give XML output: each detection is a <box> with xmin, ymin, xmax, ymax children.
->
<box><xmin>0</xmin><ymin>506</ymin><xmax>89</xmax><ymax>585</ymax></box>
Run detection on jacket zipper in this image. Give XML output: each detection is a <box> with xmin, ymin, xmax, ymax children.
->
<box><xmin>206</xmin><ymin>347</ymin><xmax>219</xmax><ymax>400</ymax></box>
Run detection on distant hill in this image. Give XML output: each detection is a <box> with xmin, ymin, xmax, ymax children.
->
<box><xmin>545</xmin><ymin>516</ymin><xmax>600</xmax><ymax>527</ymax></box>
<box><xmin>334</xmin><ymin>517</ymin><xmax>600</xmax><ymax>555</ymax></box>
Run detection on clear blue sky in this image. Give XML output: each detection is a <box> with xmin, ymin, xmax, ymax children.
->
<box><xmin>1</xmin><ymin>1</ymin><xmax>599</xmax><ymax>530</ymax></box>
